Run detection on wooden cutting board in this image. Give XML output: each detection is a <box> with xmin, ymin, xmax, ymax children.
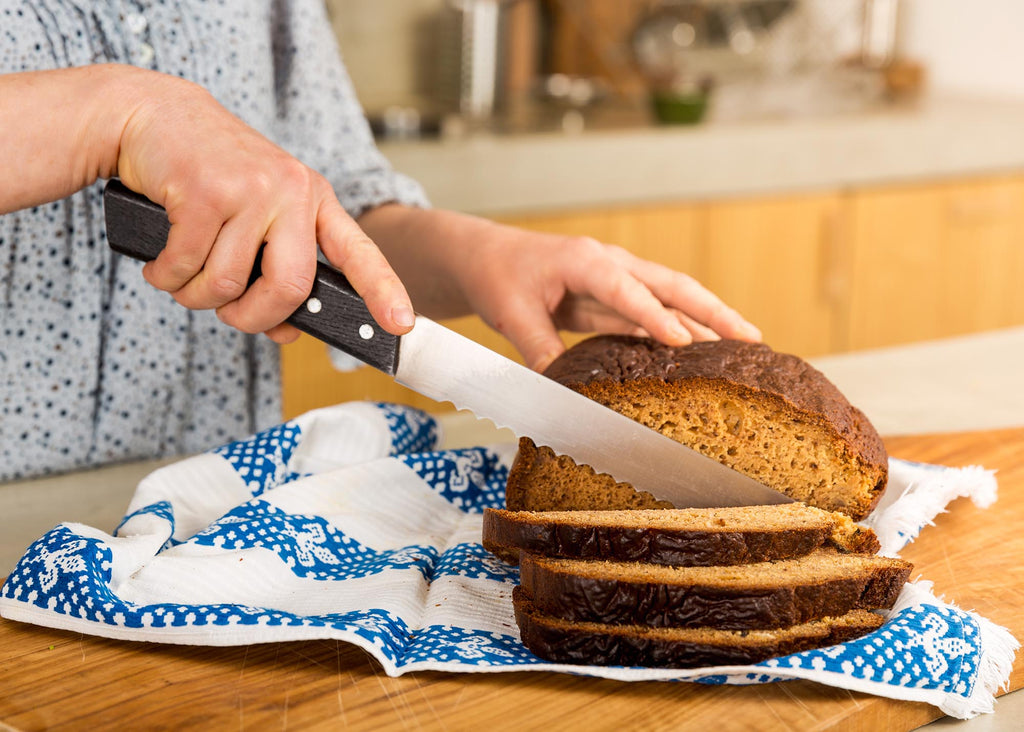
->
<box><xmin>2</xmin><ymin>428</ymin><xmax>1022</xmax><ymax>731</ymax></box>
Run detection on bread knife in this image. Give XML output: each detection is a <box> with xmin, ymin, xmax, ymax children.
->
<box><xmin>102</xmin><ymin>179</ymin><xmax>793</xmax><ymax>508</ymax></box>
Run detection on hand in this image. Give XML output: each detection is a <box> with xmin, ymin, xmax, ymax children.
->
<box><xmin>357</xmin><ymin>207</ymin><xmax>761</xmax><ymax>373</ymax></box>
<box><xmin>462</xmin><ymin>228</ymin><xmax>762</xmax><ymax>371</ymax></box>
<box><xmin>114</xmin><ymin>69</ymin><xmax>413</xmax><ymax>342</ymax></box>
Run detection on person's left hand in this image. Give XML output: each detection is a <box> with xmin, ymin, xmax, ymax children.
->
<box><xmin>458</xmin><ymin>225</ymin><xmax>762</xmax><ymax>371</ymax></box>
<box><xmin>359</xmin><ymin>205</ymin><xmax>762</xmax><ymax>373</ymax></box>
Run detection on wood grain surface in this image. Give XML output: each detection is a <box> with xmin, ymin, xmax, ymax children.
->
<box><xmin>1</xmin><ymin>428</ymin><xmax>1022</xmax><ymax>732</ymax></box>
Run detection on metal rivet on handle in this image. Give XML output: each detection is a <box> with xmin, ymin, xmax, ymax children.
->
<box><xmin>359</xmin><ymin>324</ymin><xmax>374</xmax><ymax>340</ymax></box>
<box><xmin>306</xmin><ymin>297</ymin><xmax>322</xmax><ymax>314</ymax></box>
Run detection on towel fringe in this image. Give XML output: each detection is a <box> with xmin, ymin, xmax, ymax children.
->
<box><xmin>866</xmin><ymin>463</ymin><xmax>998</xmax><ymax>556</ymax></box>
<box><xmin>938</xmin><ymin>600</ymin><xmax>1020</xmax><ymax>719</ymax></box>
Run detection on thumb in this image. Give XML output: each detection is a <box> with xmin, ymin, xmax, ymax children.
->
<box><xmin>493</xmin><ymin>299</ymin><xmax>566</xmax><ymax>373</ymax></box>
<box><xmin>315</xmin><ymin>195</ymin><xmax>414</xmax><ymax>336</ymax></box>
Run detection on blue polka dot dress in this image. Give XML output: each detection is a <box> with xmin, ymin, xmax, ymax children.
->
<box><xmin>0</xmin><ymin>1</ymin><xmax>429</xmax><ymax>481</ymax></box>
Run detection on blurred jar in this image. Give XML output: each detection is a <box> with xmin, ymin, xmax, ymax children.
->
<box><xmin>631</xmin><ymin>1</ymin><xmax>792</xmax><ymax>124</ymax></box>
<box><xmin>632</xmin><ymin>2</ymin><xmax>715</xmax><ymax>123</ymax></box>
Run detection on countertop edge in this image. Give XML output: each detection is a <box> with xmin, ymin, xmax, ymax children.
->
<box><xmin>379</xmin><ymin>94</ymin><xmax>1024</xmax><ymax>215</ymax></box>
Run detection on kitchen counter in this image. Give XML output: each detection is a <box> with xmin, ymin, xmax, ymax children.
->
<box><xmin>379</xmin><ymin>95</ymin><xmax>1024</xmax><ymax>215</ymax></box>
<box><xmin>2</xmin><ymin>327</ymin><xmax>1023</xmax><ymax>729</ymax></box>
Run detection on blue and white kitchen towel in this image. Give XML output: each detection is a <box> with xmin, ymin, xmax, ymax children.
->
<box><xmin>1</xmin><ymin>402</ymin><xmax>1017</xmax><ymax>719</ymax></box>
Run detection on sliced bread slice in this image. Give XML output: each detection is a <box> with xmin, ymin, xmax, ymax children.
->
<box><xmin>483</xmin><ymin>504</ymin><xmax>880</xmax><ymax>566</ymax></box>
<box><xmin>518</xmin><ymin>549</ymin><xmax>911</xmax><ymax>630</ymax></box>
<box><xmin>512</xmin><ymin>586</ymin><xmax>885</xmax><ymax>668</ymax></box>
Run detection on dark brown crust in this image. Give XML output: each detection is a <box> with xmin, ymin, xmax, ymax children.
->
<box><xmin>840</xmin><ymin>530</ymin><xmax>881</xmax><ymax>555</ymax></box>
<box><xmin>508</xmin><ymin>337</ymin><xmax>889</xmax><ymax>520</ymax></box>
<box><xmin>518</xmin><ymin>552</ymin><xmax>911</xmax><ymax>630</ymax></box>
<box><xmin>482</xmin><ymin>508</ymin><xmax>835</xmax><ymax>567</ymax></box>
<box><xmin>512</xmin><ymin>587</ymin><xmax>885</xmax><ymax>668</ymax></box>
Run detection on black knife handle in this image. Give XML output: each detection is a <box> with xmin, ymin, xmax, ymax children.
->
<box><xmin>102</xmin><ymin>179</ymin><xmax>400</xmax><ymax>375</ymax></box>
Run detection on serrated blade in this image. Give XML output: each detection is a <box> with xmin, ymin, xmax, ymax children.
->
<box><xmin>396</xmin><ymin>317</ymin><xmax>793</xmax><ymax>508</ymax></box>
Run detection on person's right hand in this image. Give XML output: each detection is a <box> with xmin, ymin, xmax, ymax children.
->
<box><xmin>112</xmin><ymin>67</ymin><xmax>414</xmax><ymax>342</ymax></box>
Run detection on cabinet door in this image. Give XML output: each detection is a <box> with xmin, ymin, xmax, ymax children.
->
<box><xmin>699</xmin><ymin>193</ymin><xmax>846</xmax><ymax>357</ymax></box>
<box><xmin>846</xmin><ymin>177</ymin><xmax>1024</xmax><ymax>350</ymax></box>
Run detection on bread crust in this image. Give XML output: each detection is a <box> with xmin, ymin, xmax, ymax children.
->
<box><xmin>512</xmin><ymin>587</ymin><xmax>886</xmax><ymax>668</ymax></box>
<box><xmin>505</xmin><ymin>437</ymin><xmax>673</xmax><ymax>512</ymax></box>
<box><xmin>482</xmin><ymin>506</ymin><xmax>875</xmax><ymax>567</ymax></box>
<box><xmin>518</xmin><ymin>551</ymin><xmax>911</xmax><ymax>630</ymax></box>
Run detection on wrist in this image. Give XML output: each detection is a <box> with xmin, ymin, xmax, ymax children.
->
<box><xmin>89</xmin><ymin>65</ymin><xmax>207</xmax><ymax>191</ymax></box>
<box><xmin>0</xmin><ymin>64</ymin><xmax>181</xmax><ymax>213</ymax></box>
<box><xmin>76</xmin><ymin>64</ymin><xmax>152</xmax><ymax>182</ymax></box>
<box><xmin>358</xmin><ymin>205</ymin><xmax>488</xmax><ymax>318</ymax></box>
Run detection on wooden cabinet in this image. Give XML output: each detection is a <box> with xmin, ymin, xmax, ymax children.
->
<box><xmin>699</xmin><ymin>194</ymin><xmax>846</xmax><ymax>357</ymax></box>
<box><xmin>496</xmin><ymin>195</ymin><xmax>850</xmax><ymax>358</ymax></box>
<box><xmin>846</xmin><ymin>177</ymin><xmax>1024</xmax><ymax>350</ymax></box>
<box><xmin>281</xmin><ymin>174</ymin><xmax>1024</xmax><ymax>419</ymax></box>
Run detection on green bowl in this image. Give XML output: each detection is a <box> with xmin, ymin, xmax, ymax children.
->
<box><xmin>651</xmin><ymin>91</ymin><xmax>709</xmax><ymax>125</ymax></box>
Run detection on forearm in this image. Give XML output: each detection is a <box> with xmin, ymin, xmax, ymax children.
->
<box><xmin>0</xmin><ymin>64</ymin><xmax>150</xmax><ymax>213</ymax></box>
<box><xmin>357</xmin><ymin>204</ymin><xmax>507</xmax><ymax>319</ymax></box>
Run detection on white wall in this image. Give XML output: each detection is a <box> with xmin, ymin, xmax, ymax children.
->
<box><xmin>326</xmin><ymin>0</ymin><xmax>446</xmax><ymax>112</ymax></box>
<box><xmin>901</xmin><ymin>0</ymin><xmax>1024</xmax><ymax>98</ymax></box>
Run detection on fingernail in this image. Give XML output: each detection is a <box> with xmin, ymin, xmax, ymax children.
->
<box><xmin>742</xmin><ymin>322</ymin><xmax>762</xmax><ymax>341</ymax></box>
<box><xmin>668</xmin><ymin>322</ymin><xmax>690</xmax><ymax>343</ymax></box>
<box><xmin>392</xmin><ymin>305</ymin><xmax>415</xmax><ymax>329</ymax></box>
<box><xmin>534</xmin><ymin>351</ymin><xmax>561</xmax><ymax>373</ymax></box>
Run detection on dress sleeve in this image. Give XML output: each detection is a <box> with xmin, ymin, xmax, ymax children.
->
<box><xmin>267</xmin><ymin>0</ymin><xmax>430</xmax><ymax>218</ymax></box>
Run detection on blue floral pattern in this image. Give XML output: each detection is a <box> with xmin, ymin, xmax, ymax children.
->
<box><xmin>404</xmin><ymin>626</ymin><xmax>539</xmax><ymax>667</ymax></box>
<box><xmin>397</xmin><ymin>449</ymin><xmax>508</xmax><ymax>512</ymax></box>
<box><xmin>432</xmin><ymin>542</ymin><xmax>519</xmax><ymax>584</ymax></box>
<box><xmin>192</xmin><ymin>501</ymin><xmax>440</xmax><ymax>581</ymax></box>
<box><xmin>762</xmin><ymin>605</ymin><xmax>980</xmax><ymax>695</ymax></box>
<box><xmin>213</xmin><ymin>421</ymin><xmax>304</xmax><ymax>495</ymax></box>
<box><xmin>377</xmin><ymin>402</ymin><xmax>439</xmax><ymax>455</ymax></box>
<box><xmin>4</xmin><ymin>527</ymin><xmax>116</xmax><ymax>611</ymax></box>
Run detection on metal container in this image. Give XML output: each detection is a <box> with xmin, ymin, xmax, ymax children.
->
<box><xmin>438</xmin><ymin>0</ymin><xmax>525</xmax><ymax>122</ymax></box>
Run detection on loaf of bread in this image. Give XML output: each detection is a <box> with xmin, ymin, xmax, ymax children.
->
<box><xmin>483</xmin><ymin>504</ymin><xmax>881</xmax><ymax>566</ymax></box>
<box><xmin>505</xmin><ymin>337</ymin><xmax>888</xmax><ymax>521</ymax></box>
<box><xmin>498</xmin><ymin>341</ymin><xmax>900</xmax><ymax>668</ymax></box>
<box><xmin>518</xmin><ymin>549</ymin><xmax>911</xmax><ymax>630</ymax></box>
<box><xmin>512</xmin><ymin>587</ymin><xmax>886</xmax><ymax>668</ymax></box>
